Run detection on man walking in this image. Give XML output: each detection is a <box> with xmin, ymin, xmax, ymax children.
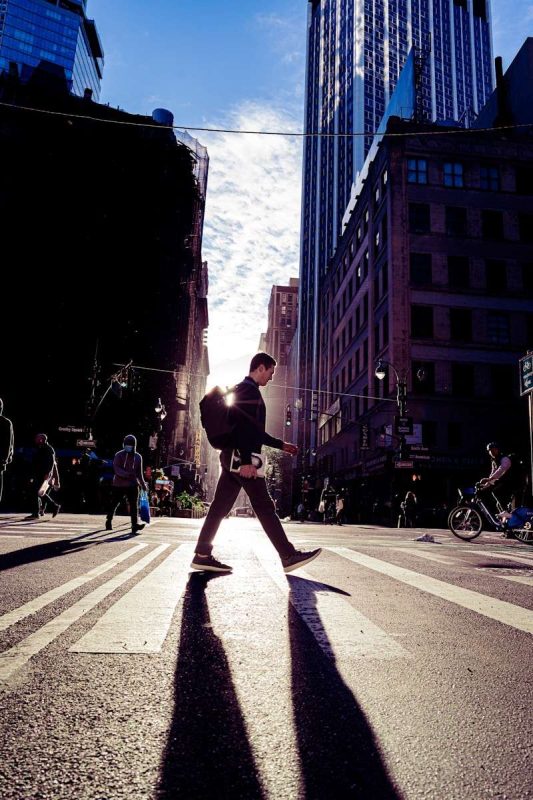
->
<box><xmin>106</xmin><ymin>434</ymin><xmax>148</xmax><ymax>533</ymax></box>
<box><xmin>28</xmin><ymin>433</ymin><xmax>60</xmax><ymax>518</ymax></box>
<box><xmin>0</xmin><ymin>398</ymin><xmax>14</xmax><ymax>504</ymax></box>
<box><xmin>192</xmin><ymin>352</ymin><xmax>322</xmax><ymax>573</ymax></box>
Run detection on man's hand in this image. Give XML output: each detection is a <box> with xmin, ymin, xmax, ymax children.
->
<box><xmin>283</xmin><ymin>442</ymin><xmax>298</xmax><ymax>456</ymax></box>
<box><xmin>239</xmin><ymin>464</ymin><xmax>257</xmax><ymax>479</ymax></box>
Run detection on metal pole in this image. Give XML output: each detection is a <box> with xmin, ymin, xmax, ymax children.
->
<box><xmin>529</xmin><ymin>392</ymin><xmax>533</xmax><ymax>500</ymax></box>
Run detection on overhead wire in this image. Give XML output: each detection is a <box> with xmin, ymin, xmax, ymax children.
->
<box><xmin>0</xmin><ymin>99</ymin><xmax>532</xmax><ymax>139</ymax></box>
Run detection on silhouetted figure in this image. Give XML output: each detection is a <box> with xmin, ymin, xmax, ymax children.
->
<box><xmin>28</xmin><ymin>433</ymin><xmax>60</xmax><ymax>518</ymax></box>
<box><xmin>0</xmin><ymin>398</ymin><xmax>14</xmax><ymax>504</ymax></box>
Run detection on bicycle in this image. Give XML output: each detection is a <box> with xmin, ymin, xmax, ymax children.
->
<box><xmin>448</xmin><ymin>485</ymin><xmax>533</xmax><ymax>544</ymax></box>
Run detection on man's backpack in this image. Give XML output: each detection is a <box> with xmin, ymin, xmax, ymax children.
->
<box><xmin>199</xmin><ymin>386</ymin><xmax>236</xmax><ymax>450</ymax></box>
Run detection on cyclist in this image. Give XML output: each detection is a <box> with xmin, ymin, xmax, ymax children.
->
<box><xmin>479</xmin><ymin>442</ymin><xmax>524</xmax><ymax>537</ymax></box>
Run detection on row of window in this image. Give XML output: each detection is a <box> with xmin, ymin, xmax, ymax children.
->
<box><xmin>408</xmin><ymin>157</ymin><xmax>533</xmax><ymax>194</ymax></box>
<box><xmin>410</xmin><ymin>255</ymin><xmax>533</xmax><ymax>293</ymax></box>
<box><xmin>409</xmin><ymin>203</ymin><xmax>533</xmax><ymax>241</ymax></box>
<box><xmin>411</xmin><ymin>305</ymin><xmax>533</xmax><ymax>345</ymax></box>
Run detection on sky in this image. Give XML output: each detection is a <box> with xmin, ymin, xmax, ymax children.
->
<box><xmin>89</xmin><ymin>0</ymin><xmax>533</xmax><ymax>385</ymax></box>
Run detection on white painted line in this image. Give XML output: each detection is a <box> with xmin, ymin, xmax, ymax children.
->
<box><xmin>0</xmin><ymin>544</ymin><xmax>169</xmax><ymax>686</ymax></box>
<box><xmin>0</xmin><ymin>544</ymin><xmax>148</xmax><ymax>633</ymax></box>
<box><xmin>391</xmin><ymin>547</ymin><xmax>455</xmax><ymax>565</ymax></box>
<box><xmin>330</xmin><ymin>547</ymin><xmax>533</xmax><ymax>635</ymax></box>
<box><xmin>70</xmin><ymin>545</ymin><xmax>193</xmax><ymax>653</ymax></box>
<box><xmin>256</xmin><ymin>548</ymin><xmax>408</xmax><ymax>661</ymax></box>
<box><xmin>485</xmin><ymin>573</ymin><xmax>533</xmax><ymax>587</ymax></box>
<box><xmin>467</xmin><ymin>550</ymin><xmax>533</xmax><ymax>568</ymax></box>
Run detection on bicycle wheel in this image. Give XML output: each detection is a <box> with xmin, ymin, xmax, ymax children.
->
<box><xmin>448</xmin><ymin>505</ymin><xmax>483</xmax><ymax>540</ymax></box>
<box><xmin>512</xmin><ymin>526</ymin><xmax>533</xmax><ymax>545</ymax></box>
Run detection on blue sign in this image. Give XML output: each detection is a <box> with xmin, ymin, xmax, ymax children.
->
<box><xmin>519</xmin><ymin>354</ymin><xmax>533</xmax><ymax>396</ymax></box>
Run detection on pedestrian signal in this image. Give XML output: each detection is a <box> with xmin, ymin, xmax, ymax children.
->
<box><xmin>285</xmin><ymin>404</ymin><xmax>292</xmax><ymax>426</ymax></box>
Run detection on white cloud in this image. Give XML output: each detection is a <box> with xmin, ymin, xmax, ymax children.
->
<box><xmin>200</xmin><ymin>102</ymin><xmax>302</xmax><ymax>379</ymax></box>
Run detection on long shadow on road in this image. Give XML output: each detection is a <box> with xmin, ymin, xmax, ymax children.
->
<box><xmin>0</xmin><ymin>528</ymin><xmax>117</xmax><ymax>572</ymax></box>
<box><xmin>288</xmin><ymin>576</ymin><xmax>403</xmax><ymax>799</ymax></box>
<box><xmin>156</xmin><ymin>572</ymin><xmax>265</xmax><ymax>799</ymax></box>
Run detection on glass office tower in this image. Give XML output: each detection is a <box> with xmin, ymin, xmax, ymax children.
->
<box><xmin>0</xmin><ymin>0</ymin><xmax>103</xmax><ymax>99</ymax></box>
<box><xmin>298</xmin><ymin>0</ymin><xmax>494</xmax><ymax>456</ymax></box>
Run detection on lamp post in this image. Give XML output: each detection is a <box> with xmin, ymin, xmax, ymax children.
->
<box><xmin>374</xmin><ymin>359</ymin><xmax>411</xmax><ymax>460</ymax></box>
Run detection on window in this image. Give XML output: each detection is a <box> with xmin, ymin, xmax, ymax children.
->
<box><xmin>411</xmin><ymin>306</ymin><xmax>434</xmax><ymax>338</ymax></box>
<box><xmin>490</xmin><ymin>364</ymin><xmax>515</xmax><ymax>399</ymax></box>
<box><xmin>407</xmin><ymin>158</ymin><xmax>428</xmax><ymax>184</ymax></box>
<box><xmin>422</xmin><ymin>421</ymin><xmax>438</xmax><ymax>448</ymax></box>
<box><xmin>444</xmin><ymin>162</ymin><xmax>464</xmax><ymax>188</ymax></box>
<box><xmin>522</xmin><ymin>262</ymin><xmax>533</xmax><ymax>296</ymax></box>
<box><xmin>485</xmin><ymin>260</ymin><xmax>507</xmax><ymax>293</ymax></box>
<box><xmin>410</xmin><ymin>253</ymin><xmax>432</xmax><ymax>285</ymax></box>
<box><xmin>516</xmin><ymin>166</ymin><xmax>533</xmax><ymax>195</ymax></box>
<box><xmin>409</xmin><ymin>203</ymin><xmax>431</xmax><ymax>234</ymax></box>
<box><xmin>480</xmin><ymin>166</ymin><xmax>499</xmax><ymax>191</ymax></box>
<box><xmin>452</xmin><ymin>363</ymin><xmax>475</xmax><ymax>397</ymax></box>
<box><xmin>473</xmin><ymin>0</ymin><xmax>487</xmax><ymax>18</ymax></box>
<box><xmin>448</xmin><ymin>255</ymin><xmax>470</xmax><ymax>289</ymax></box>
<box><xmin>482</xmin><ymin>210</ymin><xmax>504</xmax><ymax>240</ymax></box>
<box><xmin>446</xmin><ymin>206</ymin><xmax>467</xmax><ymax>237</ymax></box>
<box><xmin>448</xmin><ymin>422</ymin><xmax>462</xmax><ymax>449</ymax></box>
<box><xmin>450</xmin><ymin>309</ymin><xmax>472</xmax><ymax>342</ymax></box>
<box><xmin>487</xmin><ymin>312</ymin><xmax>510</xmax><ymax>344</ymax></box>
<box><xmin>518</xmin><ymin>214</ymin><xmax>533</xmax><ymax>243</ymax></box>
<box><xmin>453</xmin><ymin>0</ymin><xmax>467</xmax><ymax>8</ymax></box>
<box><xmin>412</xmin><ymin>361</ymin><xmax>435</xmax><ymax>393</ymax></box>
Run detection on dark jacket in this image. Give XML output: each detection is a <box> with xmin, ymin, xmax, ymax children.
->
<box><xmin>229</xmin><ymin>376</ymin><xmax>283</xmax><ymax>465</ymax></box>
<box><xmin>0</xmin><ymin>415</ymin><xmax>14</xmax><ymax>470</ymax></box>
<box><xmin>112</xmin><ymin>449</ymin><xmax>146</xmax><ymax>489</ymax></box>
<box><xmin>32</xmin><ymin>442</ymin><xmax>56</xmax><ymax>481</ymax></box>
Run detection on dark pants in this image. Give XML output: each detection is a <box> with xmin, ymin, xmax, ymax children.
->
<box><xmin>33</xmin><ymin>477</ymin><xmax>59</xmax><ymax>516</ymax></box>
<box><xmin>107</xmin><ymin>485</ymin><xmax>139</xmax><ymax>528</ymax></box>
<box><xmin>195</xmin><ymin>451</ymin><xmax>296</xmax><ymax>559</ymax></box>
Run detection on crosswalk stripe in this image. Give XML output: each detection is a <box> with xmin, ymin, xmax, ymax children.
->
<box><xmin>255</xmin><ymin>546</ymin><xmax>408</xmax><ymax>661</ymax></box>
<box><xmin>486</xmin><ymin>573</ymin><xmax>533</xmax><ymax>587</ymax></box>
<box><xmin>0</xmin><ymin>544</ymin><xmax>169</xmax><ymax>686</ymax></box>
<box><xmin>391</xmin><ymin>547</ymin><xmax>455</xmax><ymax>565</ymax></box>
<box><xmin>70</xmin><ymin>545</ymin><xmax>193</xmax><ymax>653</ymax></box>
<box><xmin>467</xmin><ymin>550</ymin><xmax>533</xmax><ymax>567</ymax></box>
<box><xmin>0</xmin><ymin>544</ymin><xmax>148</xmax><ymax>633</ymax></box>
<box><xmin>330</xmin><ymin>547</ymin><xmax>533</xmax><ymax>635</ymax></box>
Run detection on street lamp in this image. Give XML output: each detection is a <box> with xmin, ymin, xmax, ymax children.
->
<box><xmin>375</xmin><ymin>359</ymin><xmax>407</xmax><ymax>416</ymax></box>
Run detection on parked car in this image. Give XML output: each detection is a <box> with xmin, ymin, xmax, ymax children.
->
<box><xmin>232</xmin><ymin>506</ymin><xmax>255</xmax><ymax>518</ymax></box>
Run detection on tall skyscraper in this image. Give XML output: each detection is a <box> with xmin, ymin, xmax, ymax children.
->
<box><xmin>0</xmin><ymin>0</ymin><xmax>103</xmax><ymax>99</ymax></box>
<box><xmin>298</xmin><ymin>0</ymin><xmax>494</xmax><ymax>458</ymax></box>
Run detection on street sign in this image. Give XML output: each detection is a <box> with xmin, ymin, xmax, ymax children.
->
<box><xmin>412</xmin><ymin>453</ymin><xmax>431</xmax><ymax>461</ymax></box>
<box><xmin>519</xmin><ymin>353</ymin><xmax>533</xmax><ymax>396</ymax></box>
<box><xmin>76</xmin><ymin>439</ymin><xmax>96</xmax><ymax>448</ymax></box>
<box><xmin>59</xmin><ymin>426</ymin><xmax>86</xmax><ymax>433</ymax></box>
<box><xmin>394</xmin><ymin>460</ymin><xmax>414</xmax><ymax>469</ymax></box>
<box><xmin>395</xmin><ymin>415</ymin><xmax>413</xmax><ymax>435</ymax></box>
<box><xmin>360</xmin><ymin>423</ymin><xmax>370</xmax><ymax>450</ymax></box>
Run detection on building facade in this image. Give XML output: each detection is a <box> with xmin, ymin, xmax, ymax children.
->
<box><xmin>314</xmin><ymin>112</ymin><xmax>533</xmax><ymax>522</ymax></box>
<box><xmin>0</xmin><ymin>0</ymin><xmax>103</xmax><ymax>99</ymax></box>
<box><xmin>299</xmin><ymin>0</ymin><xmax>494</xmax><ymax>462</ymax></box>
<box><xmin>0</xmin><ymin>74</ymin><xmax>210</xmax><ymax>509</ymax></box>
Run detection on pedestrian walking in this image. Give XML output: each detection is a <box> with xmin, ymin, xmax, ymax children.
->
<box><xmin>0</xmin><ymin>398</ymin><xmax>14</xmax><ymax>504</ymax></box>
<box><xmin>399</xmin><ymin>490</ymin><xmax>417</xmax><ymax>528</ymax></box>
<box><xmin>335</xmin><ymin>489</ymin><xmax>346</xmax><ymax>526</ymax></box>
<box><xmin>27</xmin><ymin>433</ymin><xmax>60</xmax><ymax>519</ymax></box>
<box><xmin>105</xmin><ymin>434</ymin><xmax>148</xmax><ymax>533</ymax></box>
<box><xmin>319</xmin><ymin>479</ymin><xmax>336</xmax><ymax>525</ymax></box>
<box><xmin>192</xmin><ymin>352</ymin><xmax>322</xmax><ymax>573</ymax></box>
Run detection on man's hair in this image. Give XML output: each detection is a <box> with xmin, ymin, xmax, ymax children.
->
<box><xmin>249</xmin><ymin>352</ymin><xmax>276</xmax><ymax>372</ymax></box>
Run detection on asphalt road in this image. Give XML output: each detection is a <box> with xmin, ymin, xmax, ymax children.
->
<box><xmin>0</xmin><ymin>513</ymin><xmax>531</xmax><ymax>800</ymax></box>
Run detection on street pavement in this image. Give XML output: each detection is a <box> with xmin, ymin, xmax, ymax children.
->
<box><xmin>0</xmin><ymin>512</ymin><xmax>531</xmax><ymax>800</ymax></box>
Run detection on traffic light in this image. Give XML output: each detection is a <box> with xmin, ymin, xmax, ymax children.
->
<box><xmin>285</xmin><ymin>404</ymin><xmax>292</xmax><ymax>426</ymax></box>
<box><xmin>311</xmin><ymin>391</ymin><xmax>318</xmax><ymax>420</ymax></box>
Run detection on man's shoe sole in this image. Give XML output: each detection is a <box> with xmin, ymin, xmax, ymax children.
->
<box><xmin>283</xmin><ymin>549</ymin><xmax>322</xmax><ymax>573</ymax></box>
<box><xmin>190</xmin><ymin>562</ymin><xmax>232</xmax><ymax>573</ymax></box>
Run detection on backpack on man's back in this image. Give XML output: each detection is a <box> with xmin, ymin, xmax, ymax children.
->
<box><xmin>199</xmin><ymin>386</ymin><xmax>236</xmax><ymax>450</ymax></box>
